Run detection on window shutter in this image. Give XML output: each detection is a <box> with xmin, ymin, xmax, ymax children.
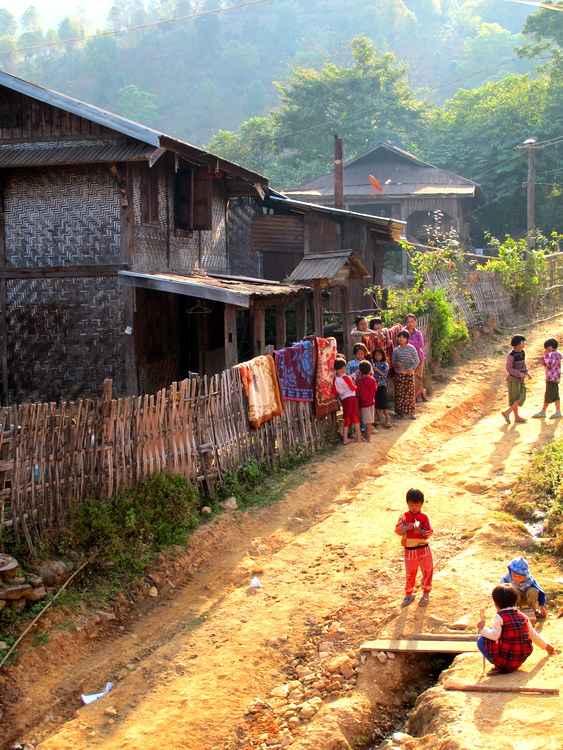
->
<box><xmin>192</xmin><ymin>173</ymin><xmax>213</xmax><ymax>230</ymax></box>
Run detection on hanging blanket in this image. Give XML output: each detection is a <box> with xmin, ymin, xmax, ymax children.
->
<box><xmin>314</xmin><ymin>337</ymin><xmax>339</xmax><ymax>419</ymax></box>
<box><xmin>276</xmin><ymin>340</ymin><xmax>317</xmax><ymax>402</ymax></box>
<box><xmin>236</xmin><ymin>354</ymin><xmax>284</xmax><ymax>428</ymax></box>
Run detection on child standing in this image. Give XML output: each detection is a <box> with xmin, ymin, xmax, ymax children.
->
<box><xmin>372</xmin><ymin>346</ymin><xmax>392</xmax><ymax>428</ymax></box>
<box><xmin>346</xmin><ymin>343</ymin><xmax>370</xmax><ymax>379</ymax></box>
<box><xmin>356</xmin><ymin>360</ymin><xmax>377</xmax><ymax>442</ymax></box>
<box><xmin>533</xmin><ymin>338</ymin><xmax>563</xmax><ymax>419</ymax></box>
<box><xmin>477</xmin><ymin>584</ymin><xmax>554</xmax><ymax>674</ymax></box>
<box><xmin>500</xmin><ymin>556</ymin><xmax>547</xmax><ymax>618</ymax></box>
<box><xmin>502</xmin><ymin>334</ymin><xmax>531</xmax><ymax>424</ymax></box>
<box><xmin>395</xmin><ymin>488</ymin><xmax>434</xmax><ymax>607</ymax></box>
<box><xmin>334</xmin><ymin>358</ymin><xmax>362</xmax><ymax>444</ymax></box>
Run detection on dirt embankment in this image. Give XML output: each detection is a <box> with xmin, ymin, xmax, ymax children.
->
<box><xmin>2</xmin><ymin>317</ymin><xmax>563</xmax><ymax>750</ymax></box>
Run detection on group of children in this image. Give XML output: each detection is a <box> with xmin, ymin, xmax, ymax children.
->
<box><xmin>502</xmin><ymin>334</ymin><xmax>563</xmax><ymax>423</ymax></box>
<box><xmin>334</xmin><ymin>342</ymin><xmax>392</xmax><ymax>443</ymax></box>
<box><xmin>395</xmin><ymin>488</ymin><xmax>556</xmax><ymax>675</ymax></box>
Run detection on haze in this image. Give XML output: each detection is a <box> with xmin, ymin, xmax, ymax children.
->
<box><xmin>0</xmin><ymin>0</ymin><xmax>113</xmax><ymax>30</ymax></box>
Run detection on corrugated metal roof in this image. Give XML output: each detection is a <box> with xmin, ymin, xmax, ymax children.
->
<box><xmin>119</xmin><ymin>270</ymin><xmax>307</xmax><ymax>308</ymax></box>
<box><xmin>285</xmin><ymin>142</ymin><xmax>482</xmax><ymax>202</ymax></box>
<box><xmin>0</xmin><ymin>71</ymin><xmax>268</xmax><ymax>184</ymax></box>
<box><xmin>288</xmin><ymin>250</ymin><xmax>369</xmax><ymax>283</ymax></box>
<box><xmin>0</xmin><ymin>138</ymin><xmax>158</xmax><ymax>167</ymax></box>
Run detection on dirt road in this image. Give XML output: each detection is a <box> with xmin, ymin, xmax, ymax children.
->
<box><xmin>5</xmin><ymin>317</ymin><xmax>563</xmax><ymax>750</ymax></box>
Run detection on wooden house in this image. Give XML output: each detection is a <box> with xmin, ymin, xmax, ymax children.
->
<box><xmin>0</xmin><ymin>71</ymin><xmax>309</xmax><ymax>404</ymax></box>
<box><xmin>282</xmin><ymin>142</ymin><xmax>485</xmax><ymax>246</ymax></box>
<box><xmin>227</xmin><ymin>191</ymin><xmax>404</xmax><ymax>314</ymax></box>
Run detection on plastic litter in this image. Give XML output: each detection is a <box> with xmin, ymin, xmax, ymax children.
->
<box><xmin>81</xmin><ymin>682</ymin><xmax>114</xmax><ymax>705</ymax></box>
<box><xmin>250</xmin><ymin>576</ymin><xmax>261</xmax><ymax>588</ymax></box>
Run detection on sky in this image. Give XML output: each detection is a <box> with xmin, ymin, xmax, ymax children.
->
<box><xmin>0</xmin><ymin>1</ymin><xmax>114</xmax><ymax>30</ymax></box>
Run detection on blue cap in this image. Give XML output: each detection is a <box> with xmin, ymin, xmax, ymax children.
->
<box><xmin>508</xmin><ymin>557</ymin><xmax>529</xmax><ymax>576</ymax></box>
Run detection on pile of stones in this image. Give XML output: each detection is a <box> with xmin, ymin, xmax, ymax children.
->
<box><xmin>0</xmin><ymin>554</ymin><xmax>69</xmax><ymax>616</ymax></box>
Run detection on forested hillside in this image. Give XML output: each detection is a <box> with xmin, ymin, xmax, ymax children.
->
<box><xmin>0</xmin><ymin>0</ymin><xmax>535</xmax><ymax>144</ymax></box>
<box><xmin>0</xmin><ymin>0</ymin><xmax>561</xmax><ymax>241</ymax></box>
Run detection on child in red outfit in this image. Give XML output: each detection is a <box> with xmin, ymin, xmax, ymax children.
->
<box><xmin>334</xmin><ymin>358</ymin><xmax>362</xmax><ymax>444</ymax></box>
<box><xmin>355</xmin><ymin>360</ymin><xmax>377</xmax><ymax>441</ymax></box>
<box><xmin>395</xmin><ymin>488</ymin><xmax>434</xmax><ymax>608</ymax></box>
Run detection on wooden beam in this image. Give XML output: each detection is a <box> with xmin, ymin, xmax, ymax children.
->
<box><xmin>0</xmin><ymin>265</ymin><xmax>128</xmax><ymax>279</ymax></box>
<box><xmin>360</xmin><ymin>639</ymin><xmax>478</xmax><ymax>654</ymax></box>
<box><xmin>340</xmin><ymin>285</ymin><xmax>351</xmax><ymax>357</ymax></box>
<box><xmin>224</xmin><ymin>305</ymin><xmax>238</xmax><ymax>368</ymax></box>
<box><xmin>275</xmin><ymin>304</ymin><xmax>287</xmax><ymax>349</ymax></box>
<box><xmin>312</xmin><ymin>280</ymin><xmax>324</xmax><ymax>337</ymax></box>
<box><xmin>295</xmin><ymin>300</ymin><xmax>307</xmax><ymax>341</ymax></box>
<box><xmin>253</xmin><ymin>305</ymin><xmax>265</xmax><ymax>357</ymax></box>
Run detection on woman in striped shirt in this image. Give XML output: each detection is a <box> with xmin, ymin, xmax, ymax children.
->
<box><xmin>391</xmin><ymin>330</ymin><xmax>420</xmax><ymax>419</ymax></box>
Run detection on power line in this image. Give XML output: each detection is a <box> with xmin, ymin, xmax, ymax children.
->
<box><xmin>0</xmin><ymin>0</ymin><xmax>269</xmax><ymax>57</ymax></box>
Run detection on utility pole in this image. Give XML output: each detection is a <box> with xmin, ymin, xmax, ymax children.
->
<box><xmin>516</xmin><ymin>137</ymin><xmax>543</xmax><ymax>251</ymax></box>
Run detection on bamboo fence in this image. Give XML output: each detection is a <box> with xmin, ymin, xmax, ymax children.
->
<box><xmin>0</xmin><ymin>369</ymin><xmax>338</xmax><ymax>553</ymax></box>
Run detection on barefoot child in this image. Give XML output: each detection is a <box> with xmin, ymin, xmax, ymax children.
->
<box><xmin>372</xmin><ymin>346</ymin><xmax>392</xmax><ymax>427</ymax></box>
<box><xmin>477</xmin><ymin>584</ymin><xmax>555</xmax><ymax>674</ymax></box>
<box><xmin>533</xmin><ymin>338</ymin><xmax>563</xmax><ymax>419</ymax></box>
<box><xmin>334</xmin><ymin>358</ymin><xmax>362</xmax><ymax>444</ymax></box>
<box><xmin>356</xmin><ymin>360</ymin><xmax>377</xmax><ymax>441</ymax></box>
<box><xmin>500</xmin><ymin>556</ymin><xmax>547</xmax><ymax>618</ymax></box>
<box><xmin>395</xmin><ymin>488</ymin><xmax>433</xmax><ymax>607</ymax></box>
<box><xmin>502</xmin><ymin>334</ymin><xmax>531</xmax><ymax>424</ymax></box>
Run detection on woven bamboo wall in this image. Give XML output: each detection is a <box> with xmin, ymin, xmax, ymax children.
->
<box><xmin>132</xmin><ymin>159</ymin><xmax>228</xmax><ymax>274</ymax></box>
<box><xmin>0</xmin><ymin>372</ymin><xmax>338</xmax><ymax>553</ymax></box>
<box><xmin>3</xmin><ymin>165</ymin><xmax>130</xmax><ymax>402</ymax></box>
<box><xmin>8</xmin><ymin>277</ymin><xmax>129</xmax><ymax>402</ymax></box>
<box><xmin>225</xmin><ymin>197</ymin><xmax>261</xmax><ymax>278</ymax></box>
<box><xmin>4</xmin><ymin>165</ymin><xmax>121</xmax><ymax>266</ymax></box>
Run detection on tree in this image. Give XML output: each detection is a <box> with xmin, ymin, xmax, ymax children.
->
<box><xmin>420</xmin><ymin>74</ymin><xmax>561</xmax><ymax>242</ymax></box>
<box><xmin>117</xmin><ymin>84</ymin><xmax>160</xmax><ymax>126</ymax></box>
<box><xmin>208</xmin><ymin>35</ymin><xmax>424</xmax><ymax>187</ymax></box>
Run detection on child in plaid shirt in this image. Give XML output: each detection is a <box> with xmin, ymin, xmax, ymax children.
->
<box><xmin>533</xmin><ymin>338</ymin><xmax>562</xmax><ymax>419</ymax></box>
<box><xmin>477</xmin><ymin>584</ymin><xmax>555</xmax><ymax>674</ymax></box>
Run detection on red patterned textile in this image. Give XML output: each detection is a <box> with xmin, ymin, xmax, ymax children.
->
<box><xmin>314</xmin><ymin>337</ymin><xmax>339</xmax><ymax>419</ymax></box>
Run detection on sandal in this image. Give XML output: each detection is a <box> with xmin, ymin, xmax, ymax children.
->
<box><xmin>515</xmin><ymin>417</ymin><xmax>527</xmax><ymax>423</ymax></box>
<box><xmin>501</xmin><ymin>411</ymin><xmax>510</xmax><ymax>424</ymax></box>
<box><xmin>385</xmin><ymin>422</ymin><xmax>392</xmax><ymax>428</ymax></box>
<box><xmin>418</xmin><ymin>594</ymin><xmax>429</xmax><ymax>607</ymax></box>
<box><xmin>401</xmin><ymin>594</ymin><xmax>415</xmax><ymax>608</ymax></box>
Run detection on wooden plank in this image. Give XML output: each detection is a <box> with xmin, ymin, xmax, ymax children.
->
<box><xmin>360</xmin><ymin>639</ymin><xmax>478</xmax><ymax>654</ymax></box>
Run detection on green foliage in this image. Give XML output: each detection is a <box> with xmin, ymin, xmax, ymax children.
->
<box><xmin>208</xmin><ymin>35</ymin><xmax>425</xmax><ymax>188</ymax></box>
<box><xmin>365</xmin><ymin>285</ymin><xmax>468</xmax><ymax>363</ymax></box>
<box><xmin>477</xmin><ymin>231</ymin><xmax>561</xmax><ymax>311</ymax></box>
<box><xmin>63</xmin><ymin>472</ymin><xmax>200</xmax><ymax>570</ymax></box>
<box><xmin>504</xmin><ymin>439</ymin><xmax>563</xmax><ymax>556</ymax></box>
<box><xmin>117</xmin><ymin>84</ymin><xmax>160</xmax><ymax>127</ymax></box>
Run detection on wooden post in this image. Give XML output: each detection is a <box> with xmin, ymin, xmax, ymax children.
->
<box><xmin>224</xmin><ymin>305</ymin><xmax>238</xmax><ymax>368</ymax></box>
<box><xmin>0</xmin><ymin>178</ymin><xmax>7</xmax><ymax>405</ymax></box>
<box><xmin>340</xmin><ymin>285</ymin><xmax>351</xmax><ymax>357</ymax></box>
<box><xmin>312</xmin><ymin>280</ymin><xmax>324</xmax><ymax>337</ymax></box>
<box><xmin>334</xmin><ymin>135</ymin><xmax>344</xmax><ymax>210</ymax></box>
<box><xmin>253</xmin><ymin>304</ymin><xmax>265</xmax><ymax>356</ymax></box>
<box><xmin>296</xmin><ymin>300</ymin><xmax>307</xmax><ymax>341</ymax></box>
<box><xmin>401</xmin><ymin>246</ymin><xmax>409</xmax><ymax>289</ymax></box>
<box><xmin>275</xmin><ymin>304</ymin><xmax>287</xmax><ymax>349</ymax></box>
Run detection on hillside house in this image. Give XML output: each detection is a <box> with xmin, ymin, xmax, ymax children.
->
<box><xmin>283</xmin><ymin>142</ymin><xmax>485</xmax><ymax>246</ymax></box>
<box><xmin>0</xmin><ymin>71</ymin><xmax>309</xmax><ymax>403</ymax></box>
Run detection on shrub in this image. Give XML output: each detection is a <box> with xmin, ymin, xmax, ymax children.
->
<box><xmin>63</xmin><ymin>472</ymin><xmax>200</xmax><ymax>570</ymax></box>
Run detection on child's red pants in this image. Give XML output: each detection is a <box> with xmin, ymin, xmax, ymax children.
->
<box><xmin>404</xmin><ymin>545</ymin><xmax>433</xmax><ymax>594</ymax></box>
